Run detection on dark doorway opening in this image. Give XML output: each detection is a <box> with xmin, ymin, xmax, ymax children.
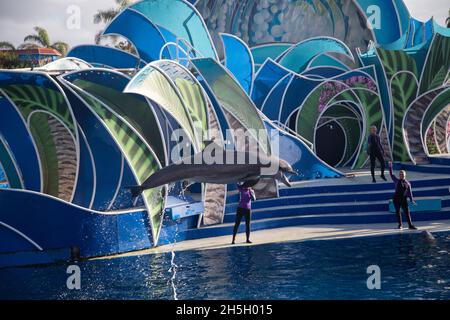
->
<box><xmin>315</xmin><ymin>121</ymin><xmax>346</xmax><ymax>167</ymax></box>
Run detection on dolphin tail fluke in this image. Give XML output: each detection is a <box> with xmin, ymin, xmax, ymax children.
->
<box><xmin>126</xmin><ymin>185</ymin><xmax>144</xmax><ymax>198</ymax></box>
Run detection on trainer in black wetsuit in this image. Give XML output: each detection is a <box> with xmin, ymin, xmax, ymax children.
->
<box><xmin>389</xmin><ymin>162</ymin><xmax>417</xmax><ymax>230</ymax></box>
<box><xmin>367</xmin><ymin>126</ymin><xmax>386</xmax><ymax>183</ymax></box>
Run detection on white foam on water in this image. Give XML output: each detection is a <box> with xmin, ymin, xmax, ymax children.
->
<box><xmin>168</xmin><ymin>219</ymin><xmax>180</xmax><ymax>300</ymax></box>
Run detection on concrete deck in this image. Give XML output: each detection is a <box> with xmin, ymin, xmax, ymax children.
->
<box><xmin>96</xmin><ymin>219</ymin><xmax>450</xmax><ymax>261</ymax></box>
<box><xmin>93</xmin><ymin>167</ymin><xmax>450</xmax><ymax>261</ymax></box>
<box><xmin>286</xmin><ymin>168</ymin><xmax>450</xmax><ymax>189</ymax></box>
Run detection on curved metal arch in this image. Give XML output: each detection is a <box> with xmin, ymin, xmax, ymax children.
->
<box><xmin>96</xmin><ymin>32</ymin><xmax>144</xmax><ymax>63</ymax></box>
<box><xmin>287</xmin><ymin>66</ymin><xmax>379</xmax><ymax>130</ymax></box>
<box><xmin>107</xmin><ymin>156</ymin><xmax>125</xmax><ymax>211</ymax></box>
<box><xmin>0</xmin><ymin>161</ymin><xmax>8</xmax><ymax>187</ymax></box>
<box><xmin>220</xmin><ymin>32</ymin><xmax>256</xmax><ymax>95</ymax></box>
<box><xmin>370</xmin><ymin>47</ymin><xmax>397</xmax><ymax>137</ymax></box>
<box><xmin>188</xmin><ymin>59</ymin><xmax>241</xmax><ymax>150</ymax></box>
<box><xmin>60</xmin><ymin>80</ymin><xmax>167</xmax><ymax>245</ymax></box>
<box><xmin>0</xmin><ymin>89</ymin><xmax>43</xmax><ymax>192</ymax></box>
<box><xmin>279</xmin><ymin>69</ymin><xmax>354</xmax><ymax>125</ymax></box>
<box><xmin>317</xmin><ymin>93</ymin><xmax>365</xmax><ymax>155</ymax></box>
<box><xmin>305</xmin><ymin>52</ymin><xmax>352</xmax><ymax>72</ymax></box>
<box><xmin>151</xmin><ymin>59</ymin><xmax>211</xmax><ymax>141</ymax></box>
<box><xmin>323</xmin><ymin>99</ymin><xmax>365</xmax><ymax>120</ymax></box>
<box><xmin>76</xmin><ymin>125</ymin><xmax>97</xmax><ymax>210</ymax></box>
<box><xmin>0</xmin><ymin>188</ymin><xmax>151</xmax><ymax>215</ymax></box>
<box><xmin>61</xmin><ymin>81</ymin><xmax>164</xmax><ymax>173</ymax></box>
<box><xmin>101</xmin><ymin>7</ymin><xmax>169</xmax><ymax>63</ymax></box>
<box><xmin>277</xmin><ymin>36</ymin><xmax>355</xmax><ymax>73</ymax></box>
<box><xmin>388</xmin><ymin>69</ymin><xmax>420</xmax><ymax>158</ymax></box>
<box><xmin>260</xmin><ymin>112</ymin><xmax>344</xmax><ymax>177</ymax></box>
<box><xmin>250</xmin><ymin>42</ymin><xmax>293</xmax><ymax>67</ymax></box>
<box><xmin>421</xmin><ymin>90</ymin><xmax>450</xmax><ymax>156</ymax></box>
<box><xmin>0</xmin><ymin>221</ymin><xmax>43</xmax><ymax>251</ymax></box>
<box><xmin>67</xmin><ymin>44</ymin><xmax>147</xmax><ymax>69</ymax></box>
<box><xmin>260</xmin><ymin>73</ymin><xmax>293</xmax><ymax>115</ymax></box>
<box><xmin>148</xmin><ymin>61</ymin><xmax>202</xmax><ymax>151</ymax></box>
<box><xmin>190</xmin><ymin>57</ymin><xmax>271</xmax><ymax>155</ymax></box>
<box><xmin>0</xmin><ymin>70</ymin><xmax>81</xmax><ymax>199</ymax></box>
<box><xmin>421</xmin><ymin>88</ymin><xmax>450</xmax><ymax>140</ymax></box>
<box><xmin>322</xmin><ymin>86</ymin><xmax>377</xmax><ymax>169</ymax></box>
<box><xmin>26</xmin><ymin>110</ymin><xmax>77</xmax><ymax>149</ymax></box>
<box><xmin>159</xmin><ymin>41</ymin><xmax>192</xmax><ymax>62</ymax></box>
<box><xmin>131</xmin><ymin>0</ymin><xmax>219</xmax><ymax>60</ymax></box>
<box><xmin>302</xmin><ymin>65</ymin><xmax>349</xmax><ymax>78</ymax></box>
<box><xmin>402</xmin><ymin>87</ymin><xmax>447</xmax><ymax>164</ymax></box>
<box><xmin>62</xmin><ymin>67</ymin><xmax>169</xmax><ymax>167</ymax></box>
<box><xmin>35</xmin><ymin>57</ymin><xmax>93</xmax><ymax>71</ymax></box>
<box><xmin>0</xmin><ymin>135</ymin><xmax>24</xmax><ymax>189</ymax></box>
<box><xmin>28</xmin><ymin>72</ymin><xmax>81</xmax><ymax>196</ymax></box>
<box><xmin>438</xmin><ymin>110</ymin><xmax>450</xmax><ymax>154</ymax></box>
<box><xmin>290</xmin><ymin>78</ymin><xmax>356</xmax><ymax>132</ymax></box>
<box><xmin>26</xmin><ymin>110</ymin><xmax>78</xmax><ymax>202</ymax></box>
<box><xmin>125</xmin><ymin>62</ymin><xmax>201</xmax><ymax>152</ymax></box>
<box><xmin>431</xmin><ymin>120</ymin><xmax>442</xmax><ymax>155</ymax></box>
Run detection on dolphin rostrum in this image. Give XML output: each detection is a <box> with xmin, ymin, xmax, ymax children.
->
<box><xmin>128</xmin><ymin>145</ymin><xmax>296</xmax><ymax>197</ymax></box>
<box><xmin>419</xmin><ymin>230</ymin><xmax>436</xmax><ymax>244</ymax></box>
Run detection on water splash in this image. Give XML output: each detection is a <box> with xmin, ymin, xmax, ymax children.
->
<box><xmin>168</xmin><ymin>219</ymin><xmax>180</xmax><ymax>300</ymax></box>
<box><xmin>169</xmin><ymin>250</ymin><xmax>178</xmax><ymax>300</ymax></box>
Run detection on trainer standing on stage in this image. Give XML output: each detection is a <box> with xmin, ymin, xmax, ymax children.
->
<box><xmin>389</xmin><ymin>162</ymin><xmax>417</xmax><ymax>230</ymax></box>
<box><xmin>367</xmin><ymin>126</ymin><xmax>387</xmax><ymax>183</ymax></box>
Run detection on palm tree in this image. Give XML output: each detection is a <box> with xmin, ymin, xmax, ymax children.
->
<box><xmin>94</xmin><ymin>0</ymin><xmax>134</xmax><ymax>49</ymax></box>
<box><xmin>0</xmin><ymin>42</ymin><xmax>22</xmax><ymax>69</ymax></box>
<box><xmin>446</xmin><ymin>9</ymin><xmax>450</xmax><ymax>28</ymax></box>
<box><xmin>94</xmin><ymin>0</ymin><xmax>132</xmax><ymax>24</ymax></box>
<box><xmin>22</xmin><ymin>27</ymin><xmax>69</xmax><ymax>56</ymax></box>
<box><xmin>0</xmin><ymin>42</ymin><xmax>16</xmax><ymax>51</ymax></box>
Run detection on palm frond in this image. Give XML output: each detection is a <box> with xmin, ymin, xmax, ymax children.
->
<box><xmin>93</xmin><ymin>8</ymin><xmax>118</xmax><ymax>24</ymax></box>
<box><xmin>116</xmin><ymin>0</ymin><xmax>132</xmax><ymax>6</ymax></box>
<box><xmin>23</xmin><ymin>35</ymin><xmax>46</xmax><ymax>46</ymax></box>
<box><xmin>51</xmin><ymin>42</ymin><xmax>70</xmax><ymax>56</ymax></box>
<box><xmin>18</xmin><ymin>42</ymin><xmax>40</xmax><ymax>49</ymax></box>
<box><xmin>447</xmin><ymin>10</ymin><xmax>450</xmax><ymax>28</ymax></box>
<box><xmin>0</xmin><ymin>41</ymin><xmax>15</xmax><ymax>50</ymax></box>
<box><xmin>33</xmin><ymin>26</ymin><xmax>51</xmax><ymax>47</ymax></box>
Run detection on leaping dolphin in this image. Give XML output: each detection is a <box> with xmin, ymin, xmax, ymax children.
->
<box><xmin>128</xmin><ymin>145</ymin><xmax>296</xmax><ymax>197</ymax></box>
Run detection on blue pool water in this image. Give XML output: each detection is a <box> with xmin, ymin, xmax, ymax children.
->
<box><xmin>1</xmin><ymin>231</ymin><xmax>450</xmax><ymax>300</ymax></box>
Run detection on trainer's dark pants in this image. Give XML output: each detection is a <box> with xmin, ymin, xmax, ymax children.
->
<box><xmin>394</xmin><ymin>197</ymin><xmax>413</xmax><ymax>226</ymax></box>
<box><xmin>370</xmin><ymin>151</ymin><xmax>385</xmax><ymax>179</ymax></box>
<box><xmin>232</xmin><ymin>207</ymin><xmax>251</xmax><ymax>241</ymax></box>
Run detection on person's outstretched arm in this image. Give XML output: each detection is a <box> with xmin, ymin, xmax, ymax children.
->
<box><xmin>389</xmin><ymin>162</ymin><xmax>398</xmax><ymax>182</ymax></box>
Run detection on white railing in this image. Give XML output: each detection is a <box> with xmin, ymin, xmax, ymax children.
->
<box><xmin>272</xmin><ymin>120</ymin><xmax>314</xmax><ymax>150</ymax></box>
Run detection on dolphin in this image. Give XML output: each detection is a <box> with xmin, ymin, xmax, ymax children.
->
<box><xmin>128</xmin><ymin>145</ymin><xmax>296</xmax><ymax>197</ymax></box>
<box><xmin>419</xmin><ymin>230</ymin><xmax>436</xmax><ymax>244</ymax></box>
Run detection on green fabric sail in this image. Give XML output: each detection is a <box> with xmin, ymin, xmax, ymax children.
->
<box><xmin>377</xmin><ymin>48</ymin><xmax>419</xmax><ymax>161</ymax></box>
<box><xmin>191</xmin><ymin>57</ymin><xmax>270</xmax><ymax>155</ymax></box>
<box><xmin>68</xmin><ymin>86</ymin><xmax>165</xmax><ymax>246</ymax></box>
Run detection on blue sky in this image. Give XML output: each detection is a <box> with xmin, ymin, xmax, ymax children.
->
<box><xmin>0</xmin><ymin>0</ymin><xmax>448</xmax><ymax>48</ymax></box>
<box><xmin>403</xmin><ymin>0</ymin><xmax>448</xmax><ymax>24</ymax></box>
